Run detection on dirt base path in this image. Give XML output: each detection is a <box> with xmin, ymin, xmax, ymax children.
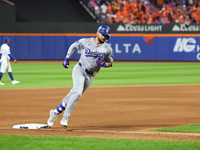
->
<box><xmin>0</xmin><ymin>85</ymin><xmax>200</xmax><ymax>141</ymax></box>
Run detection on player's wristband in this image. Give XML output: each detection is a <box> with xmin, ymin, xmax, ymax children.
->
<box><xmin>101</xmin><ymin>62</ymin><xmax>107</xmax><ymax>67</ymax></box>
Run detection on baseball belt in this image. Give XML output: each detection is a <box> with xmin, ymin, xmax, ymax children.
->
<box><xmin>78</xmin><ymin>62</ymin><xmax>94</xmax><ymax>76</ymax></box>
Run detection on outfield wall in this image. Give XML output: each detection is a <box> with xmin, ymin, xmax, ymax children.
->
<box><xmin>1</xmin><ymin>2</ymin><xmax>200</xmax><ymax>61</ymax></box>
<box><xmin>0</xmin><ymin>33</ymin><xmax>200</xmax><ymax>61</ymax></box>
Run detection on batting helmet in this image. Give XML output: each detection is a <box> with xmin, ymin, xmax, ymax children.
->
<box><xmin>3</xmin><ymin>37</ymin><xmax>11</xmax><ymax>43</ymax></box>
<box><xmin>97</xmin><ymin>25</ymin><xmax>111</xmax><ymax>40</ymax></box>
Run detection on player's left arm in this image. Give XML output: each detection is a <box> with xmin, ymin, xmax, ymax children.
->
<box><xmin>7</xmin><ymin>48</ymin><xmax>17</xmax><ymax>63</ymax></box>
<box><xmin>8</xmin><ymin>54</ymin><xmax>17</xmax><ymax>63</ymax></box>
<box><xmin>103</xmin><ymin>62</ymin><xmax>112</xmax><ymax>68</ymax></box>
<box><xmin>104</xmin><ymin>46</ymin><xmax>114</xmax><ymax>68</ymax></box>
<box><xmin>97</xmin><ymin>47</ymin><xmax>113</xmax><ymax>68</ymax></box>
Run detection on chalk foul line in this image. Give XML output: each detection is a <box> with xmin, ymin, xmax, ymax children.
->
<box><xmin>0</xmin><ymin>127</ymin><xmax>200</xmax><ymax>136</ymax></box>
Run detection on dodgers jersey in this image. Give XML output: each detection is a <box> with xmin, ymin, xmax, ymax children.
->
<box><xmin>66</xmin><ymin>38</ymin><xmax>114</xmax><ymax>73</ymax></box>
<box><xmin>0</xmin><ymin>44</ymin><xmax>11</xmax><ymax>62</ymax></box>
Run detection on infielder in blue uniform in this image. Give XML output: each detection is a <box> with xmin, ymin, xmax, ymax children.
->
<box><xmin>47</xmin><ymin>25</ymin><xmax>114</xmax><ymax>127</ymax></box>
<box><xmin>0</xmin><ymin>37</ymin><xmax>20</xmax><ymax>85</ymax></box>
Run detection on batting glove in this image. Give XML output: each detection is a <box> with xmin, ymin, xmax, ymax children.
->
<box><xmin>96</xmin><ymin>59</ymin><xmax>107</xmax><ymax>67</ymax></box>
<box><xmin>62</xmin><ymin>58</ymin><xmax>69</xmax><ymax>68</ymax></box>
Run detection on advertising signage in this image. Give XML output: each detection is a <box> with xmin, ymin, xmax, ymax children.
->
<box><xmin>114</xmin><ymin>23</ymin><xmax>200</xmax><ymax>33</ymax></box>
<box><xmin>1</xmin><ymin>23</ymin><xmax>200</xmax><ymax>34</ymax></box>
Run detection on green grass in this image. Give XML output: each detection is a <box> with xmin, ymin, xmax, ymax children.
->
<box><xmin>0</xmin><ymin>61</ymin><xmax>200</xmax><ymax>89</ymax></box>
<box><xmin>0</xmin><ymin>135</ymin><xmax>200</xmax><ymax>150</ymax></box>
<box><xmin>151</xmin><ymin>124</ymin><xmax>200</xmax><ymax>133</ymax></box>
<box><xmin>97</xmin><ymin>62</ymin><xmax>200</xmax><ymax>85</ymax></box>
<box><xmin>1</xmin><ymin>61</ymin><xmax>200</xmax><ymax>149</ymax></box>
<box><xmin>0</xmin><ymin>62</ymin><xmax>73</xmax><ymax>89</ymax></box>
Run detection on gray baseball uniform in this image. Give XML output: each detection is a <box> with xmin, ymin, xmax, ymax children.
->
<box><xmin>61</xmin><ymin>37</ymin><xmax>113</xmax><ymax>118</ymax></box>
<box><xmin>47</xmin><ymin>25</ymin><xmax>113</xmax><ymax>127</ymax></box>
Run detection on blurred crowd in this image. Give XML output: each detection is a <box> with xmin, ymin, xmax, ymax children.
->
<box><xmin>86</xmin><ymin>0</ymin><xmax>200</xmax><ymax>24</ymax></box>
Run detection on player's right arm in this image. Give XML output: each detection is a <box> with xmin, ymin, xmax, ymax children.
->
<box><xmin>65</xmin><ymin>43</ymin><xmax>78</xmax><ymax>59</ymax></box>
<box><xmin>65</xmin><ymin>38</ymin><xmax>85</xmax><ymax>59</ymax></box>
<box><xmin>62</xmin><ymin>38</ymin><xmax>85</xmax><ymax>68</ymax></box>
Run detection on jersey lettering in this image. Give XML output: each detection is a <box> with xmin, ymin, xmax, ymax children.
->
<box><xmin>85</xmin><ymin>48</ymin><xmax>105</xmax><ymax>58</ymax></box>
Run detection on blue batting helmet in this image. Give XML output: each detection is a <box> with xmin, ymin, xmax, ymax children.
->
<box><xmin>3</xmin><ymin>37</ymin><xmax>11</xmax><ymax>43</ymax></box>
<box><xmin>97</xmin><ymin>25</ymin><xmax>111</xmax><ymax>39</ymax></box>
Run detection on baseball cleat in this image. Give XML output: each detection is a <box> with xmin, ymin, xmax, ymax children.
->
<box><xmin>47</xmin><ymin>109</ymin><xmax>58</xmax><ymax>127</ymax></box>
<box><xmin>60</xmin><ymin>118</ymin><xmax>68</xmax><ymax>127</ymax></box>
<box><xmin>12</xmin><ymin>80</ymin><xmax>20</xmax><ymax>85</ymax></box>
<box><xmin>0</xmin><ymin>81</ymin><xmax>5</xmax><ymax>85</ymax></box>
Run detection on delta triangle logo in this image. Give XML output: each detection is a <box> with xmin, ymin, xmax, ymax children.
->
<box><xmin>172</xmin><ymin>25</ymin><xmax>180</xmax><ymax>31</ymax></box>
<box><xmin>116</xmin><ymin>25</ymin><xmax>125</xmax><ymax>31</ymax></box>
<box><xmin>143</xmin><ymin>36</ymin><xmax>155</xmax><ymax>47</ymax></box>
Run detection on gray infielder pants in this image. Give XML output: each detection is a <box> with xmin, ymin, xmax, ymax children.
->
<box><xmin>62</xmin><ymin>63</ymin><xmax>94</xmax><ymax>119</ymax></box>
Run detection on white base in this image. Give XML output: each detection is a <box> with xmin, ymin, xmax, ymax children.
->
<box><xmin>13</xmin><ymin>123</ymin><xmax>48</xmax><ymax>129</ymax></box>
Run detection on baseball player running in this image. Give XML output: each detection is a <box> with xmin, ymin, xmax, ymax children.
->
<box><xmin>47</xmin><ymin>25</ymin><xmax>114</xmax><ymax>127</ymax></box>
<box><xmin>0</xmin><ymin>37</ymin><xmax>20</xmax><ymax>85</ymax></box>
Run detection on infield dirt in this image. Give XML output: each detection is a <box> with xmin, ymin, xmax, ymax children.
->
<box><xmin>0</xmin><ymin>85</ymin><xmax>200</xmax><ymax>141</ymax></box>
